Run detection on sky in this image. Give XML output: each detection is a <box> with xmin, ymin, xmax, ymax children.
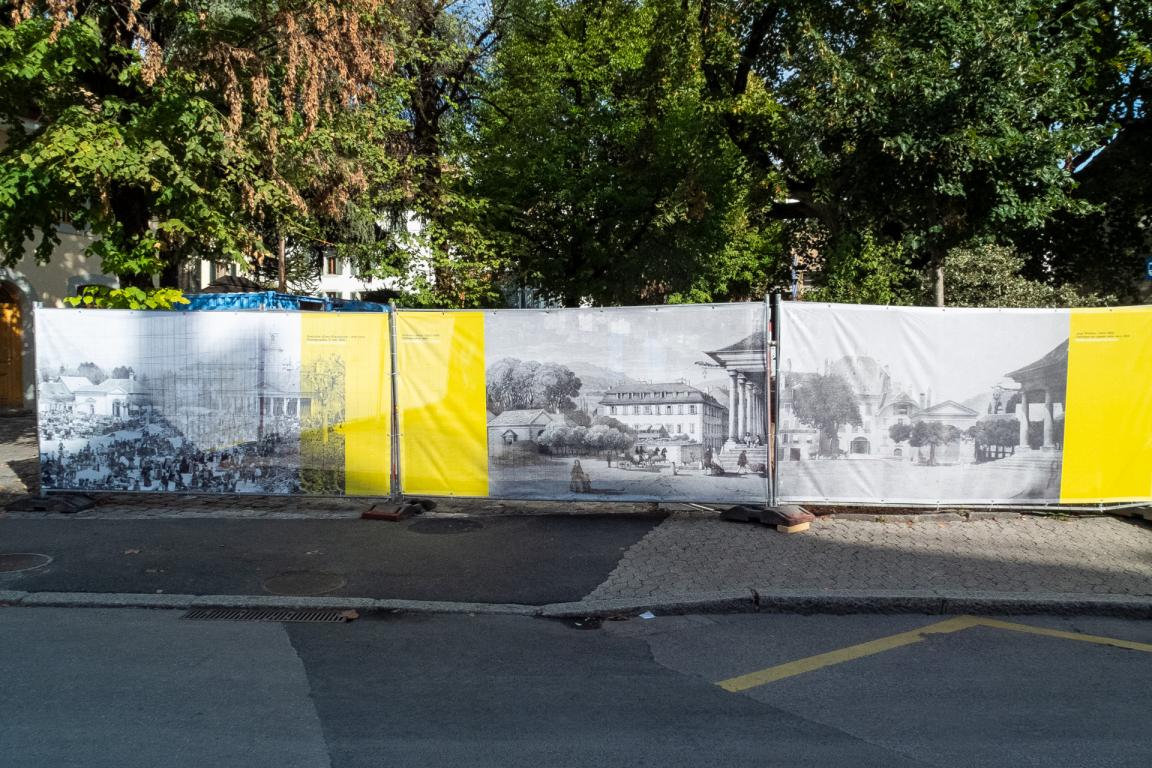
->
<box><xmin>484</xmin><ymin>303</ymin><xmax>766</xmax><ymax>387</ymax></box>
<box><xmin>779</xmin><ymin>303</ymin><xmax>1070</xmax><ymax>404</ymax></box>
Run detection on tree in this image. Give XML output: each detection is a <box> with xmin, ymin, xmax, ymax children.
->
<box><xmin>593</xmin><ymin>414</ymin><xmax>636</xmax><ymax>435</ymax></box>
<box><xmin>696</xmin><ymin>0</ymin><xmax>1134</xmax><ymax>305</ymax></box>
<box><xmin>468</xmin><ymin>0</ymin><xmax>783</xmax><ymax>305</ymax></box>
<box><xmin>975</xmin><ymin>417</ymin><xmax>1020</xmax><ymax>461</ymax></box>
<box><xmin>536</xmin><ymin>421</ymin><xmax>571</xmax><ymax>453</ymax></box>
<box><xmin>908</xmin><ymin>421</ymin><xmax>948</xmax><ymax>466</ymax></box>
<box><xmin>485</xmin><ymin>358</ymin><xmax>581</xmax><ymax>413</ymax></box>
<box><xmin>790</xmin><ymin>373</ymin><xmax>861</xmax><ymax>455</ymax></box>
<box><xmin>888</xmin><ymin>422</ymin><xmax>912</xmax><ymax>446</ymax></box>
<box><xmin>111</xmin><ymin>366</ymin><xmax>134</xmax><ymax>380</ymax></box>
<box><xmin>0</xmin><ymin>1</ymin><xmax>406</xmax><ymax>298</ymax></box>
<box><xmin>76</xmin><ymin>362</ymin><xmax>107</xmax><ymax>384</ymax></box>
<box><xmin>941</xmin><ymin>244</ymin><xmax>1110</xmax><ymax>308</ymax></box>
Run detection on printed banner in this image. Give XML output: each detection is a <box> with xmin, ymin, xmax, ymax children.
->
<box><xmin>35</xmin><ymin>309</ymin><xmax>392</xmax><ymax>497</ymax></box>
<box><xmin>396</xmin><ymin>304</ymin><xmax>770</xmax><ymax>502</ymax></box>
<box><xmin>775</xmin><ymin>302</ymin><xmax>1152</xmax><ymax>505</ymax></box>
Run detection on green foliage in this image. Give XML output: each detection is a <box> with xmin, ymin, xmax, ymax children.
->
<box><xmin>808</xmin><ymin>231</ymin><xmax>916</xmax><ymax>305</ymax></box>
<box><xmin>0</xmin><ymin>2</ymin><xmax>408</xmax><ymax>290</ymax></box>
<box><xmin>468</xmin><ymin>0</ymin><xmax>783</xmax><ymax>305</ymax></box>
<box><xmin>697</xmin><ymin>0</ymin><xmax>1149</xmax><ymax>303</ymax></box>
<box><xmin>941</xmin><ymin>244</ymin><xmax>1112</xmax><ymax>308</ymax></box>
<box><xmin>63</xmin><ymin>285</ymin><xmax>189</xmax><ymax>310</ymax></box>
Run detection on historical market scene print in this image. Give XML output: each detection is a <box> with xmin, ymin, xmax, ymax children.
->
<box><xmin>35</xmin><ymin>310</ymin><xmax>321</xmax><ymax>495</ymax></box>
<box><xmin>483</xmin><ymin>304</ymin><xmax>770</xmax><ymax>503</ymax></box>
<box><xmin>776</xmin><ymin>303</ymin><xmax>1070</xmax><ymax>504</ymax></box>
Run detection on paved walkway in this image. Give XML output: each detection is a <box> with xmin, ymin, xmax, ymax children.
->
<box><xmin>4</xmin><ymin>414</ymin><xmax>1152</xmax><ymax>614</ymax></box>
<box><xmin>585</xmin><ymin>512</ymin><xmax>1152</xmax><ymax>600</ymax></box>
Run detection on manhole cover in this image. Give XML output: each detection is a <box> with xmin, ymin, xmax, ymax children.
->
<box><xmin>407</xmin><ymin>518</ymin><xmax>484</xmax><ymax>535</ymax></box>
<box><xmin>0</xmin><ymin>553</ymin><xmax>53</xmax><ymax>573</ymax></box>
<box><xmin>262</xmin><ymin>571</ymin><xmax>346</xmax><ymax>596</ymax></box>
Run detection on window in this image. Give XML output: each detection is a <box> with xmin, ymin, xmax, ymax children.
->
<box><xmin>689</xmin><ymin>424</ymin><xmax>695</xmax><ymax>434</ymax></box>
<box><xmin>676</xmin><ymin>424</ymin><xmax>682</xmax><ymax>434</ymax></box>
<box><xmin>325</xmin><ymin>256</ymin><xmax>340</xmax><ymax>275</ymax></box>
<box><xmin>664</xmin><ymin>405</ymin><xmax>673</xmax><ymax>415</ymax></box>
<box><xmin>689</xmin><ymin>405</ymin><xmax>697</xmax><ymax>415</ymax></box>
<box><xmin>609</xmin><ymin>406</ymin><xmax>616</xmax><ymax>415</ymax></box>
<box><xmin>643</xmin><ymin>406</ymin><xmax>652</xmax><ymax>415</ymax></box>
<box><xmin>632</xmin><ymin>406</ymin><xmax>640</xmax><ymax>415</ymax></box>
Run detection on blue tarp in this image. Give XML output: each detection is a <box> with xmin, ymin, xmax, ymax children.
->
<box><xmin>174</xmin><ymin>291</ymin><xmax>388</xmax><ymax>312</ymax></box>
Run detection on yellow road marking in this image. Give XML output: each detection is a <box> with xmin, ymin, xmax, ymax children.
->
<box><xmin>716</xmin><ymin>616</ymin><xmax>1152</xmax><ymax>692</ymax></box>
<box><xmin>975</xmin><ymin>617</ymin><xmax>1152</xmax><ymax>653</ymax></box>
<box><xmin>717</xmin><ymin>616</ymin><xmax>981</xmax><ymax>692</ymax></box>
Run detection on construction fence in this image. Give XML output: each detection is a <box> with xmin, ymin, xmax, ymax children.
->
<box><xmin>33</xmin><ymin>300</ymin><xmax>1152</xmax><ymax>506</ymax></box>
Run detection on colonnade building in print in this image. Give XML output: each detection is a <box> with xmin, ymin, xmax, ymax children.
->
<box><xmin>705</xmin><ymin>331</ymin><xmax>769</xmax><ymax>448</ymax></box>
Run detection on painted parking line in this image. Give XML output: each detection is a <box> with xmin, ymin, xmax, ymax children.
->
<box><xmin>717</xmin><ymin>616</ymin><xmax>1152</xmax><ymax>693</ymax></box>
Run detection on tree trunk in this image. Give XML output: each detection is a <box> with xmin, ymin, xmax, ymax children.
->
<box><xmin>932</xmin><ymin>250</ymin><xmax>946</xmax><ymax>307</ymax></box>
<box><xmin>278</xmin><ymin>235</ymin><xmax>287</xmax><ymax>293</ymax></box>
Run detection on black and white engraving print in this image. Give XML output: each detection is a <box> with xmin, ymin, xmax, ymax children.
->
<box><xmin>777</xmin><ymin>305</ymin><xmax>1070</xmax><ymax>503</ymax></box>
<box><xmin>36</xmin><ymin>311</ymin><xmax>308</xmax><ymax>495</ymax></box>
<box><xmin>484</xmin><ymin>304</ymin><xmax>770</xmax><ymax>503</ymax></box>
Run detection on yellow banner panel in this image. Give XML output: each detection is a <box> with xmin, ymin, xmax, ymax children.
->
<box><xmin>396</xmin><ymin>312</ymin><xmax>489</xmax><ymax>496</ymax></box>
<box><xmin>1061</xmin><ymin>307</ymin><xmax>1152</xmax><ymax>503</ymax></box>
<box><xmin>301</xmin><ymin>313</ymin><xmax>392</xmax><ymax>496</ymax></box>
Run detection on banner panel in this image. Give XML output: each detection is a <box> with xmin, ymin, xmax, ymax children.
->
<box><xmin>35</xmin><ymin>309</ymin><xmax>391</xmax><ymax>496</ymax></box>
<box><xmin>395</xmin><ymin>311</ymin><xmax>489</xmax><ymax>496</ymax></box>
<box><xmin>300</xmin><ymin>313</ymin><xmax>392</xmax><ymax>496</ymax></box>
<box><xmin>394</xmin><ymin>304</ymin><xmax>770</xmax><ymax>502</ymax></box>
<box><xmin>776</xmin><ymin>303</ymin><xmax>1073</xmax><ymax>505</ymax></box>
<box><xmin>1061</xmin><ymin>307</ymin><xmax>1152</xmax><ymax>503</ymax></box>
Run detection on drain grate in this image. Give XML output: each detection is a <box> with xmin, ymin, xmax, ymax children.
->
<box><xmin>183</xmin><ymin>607</ymin><xmax>354</xmax><ymax>623</ymax></box>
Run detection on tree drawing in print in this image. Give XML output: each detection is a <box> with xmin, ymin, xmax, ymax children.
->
<box><xmin>486</xmin><ymin>359</ymin><xmax>582</xmax><ymax>414</ymax></box>
<box><xmin>908</xmin><ymin>421</ymin><xmax>962</xmax><ymax>466</ymax></box>
<box><xmin>791</xmin><ymin>374</ymin><xmax>862</xmax><ymax>456</ymax></box>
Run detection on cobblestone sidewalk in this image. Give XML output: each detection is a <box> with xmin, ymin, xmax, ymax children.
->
<box><xmin>585</xmin><ymin>512</ymin><xmax>1152</xmax><ymax>600</ymax></box>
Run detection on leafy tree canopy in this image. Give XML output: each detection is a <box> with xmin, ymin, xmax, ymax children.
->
<box><xmin>0</xmin><ymin>1</ymin><xmax>406</xmax><ymax>298</ymax></box>
<box><xmin>467</xmin><ymin>0</ymin><xmax>783</xmax><ymax>306</ymax></box>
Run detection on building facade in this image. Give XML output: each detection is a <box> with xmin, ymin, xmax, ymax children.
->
<box><xmin>599</xmin><ymin>383</ymin><xmax>728</xmax><ymax>452</ymax></box>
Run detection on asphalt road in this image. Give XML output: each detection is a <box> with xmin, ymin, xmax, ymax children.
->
<box><xmin>0</xmin><ymin>515</ymin><xmax>661</xmax><ymax>604</ymax></box>
<box><xmin>2</xmin><ymin>608</ymin><xmax>1149</xmax><ymax>768</ymax></box>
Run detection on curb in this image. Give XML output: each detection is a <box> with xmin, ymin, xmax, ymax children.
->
<box><xmin>3</xmin><ymin>588</ymin><xmax>1151</xmax><ymax>619</ymax></box>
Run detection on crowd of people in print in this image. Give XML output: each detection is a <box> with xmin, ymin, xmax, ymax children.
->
<box><xmin>39</xmin><ymin>413</ymin><xmax>301</xmax><ymax>494</ymax></box>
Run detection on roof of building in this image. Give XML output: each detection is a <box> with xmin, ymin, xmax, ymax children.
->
<box><xmin>1004</xmin><ymin>340</ymin><xmax>1069</xmax><ymax>384</ymax></box>
<box><xmin>96</xmin><ymin>377</ymin><xmax>145</xmax><ymax>395</ymax></box>
<box><xmin>708</xmin><ymin>331</ymin><xmax>766</xmax><ymax>355</ymax></box>
<box><xmin>830</xmin><ymin>356</ymin><xmax>889</xmax><ymax>396</ymax></box>
<box><xmin>59</xmin><ymin>376</ymin><xmax>101</xmax><ymax>394</ymax></box>
<box><xmin>599</xmin><ymin>382</ymin><xmax>724</xmax><ymax>408</ymax></box>
<box><xmin>486</xmin><ymin>409</ymin><xmax>563</xmax><ymax>428</ymax></box>
<box><xmin>918</xmin><ymin>400</ymin><xmax>979</xmax><ymax>418</ymax></box>
<box><xmin>40</xmin><ymin>380</ymin><xmax>74</xmax><ymax>400</ymax></box>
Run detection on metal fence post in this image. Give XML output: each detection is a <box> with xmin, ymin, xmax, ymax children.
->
<box><xmin>387</xmin><ymin>302</ymin><xmax>402</xmax><ymax>502</ymax></box>
<box><xmin>770</xmin><ymin>292</ymin><xmax>782</xmax><ymax>507</ymax></box>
